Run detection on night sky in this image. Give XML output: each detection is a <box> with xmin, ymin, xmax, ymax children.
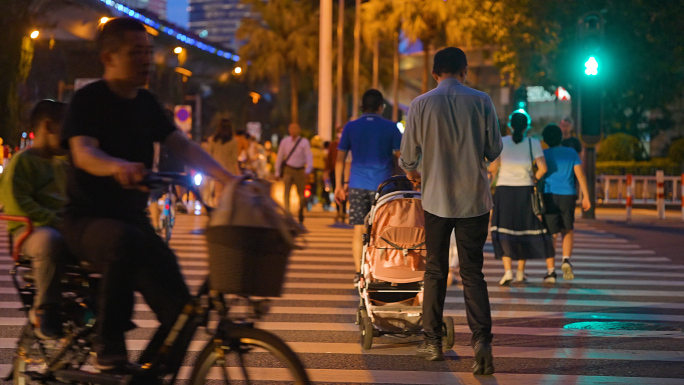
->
<box><xmin>167</xmin><ymin>0</ymin><xmax>187</xmax><ymax>26</ymax></box>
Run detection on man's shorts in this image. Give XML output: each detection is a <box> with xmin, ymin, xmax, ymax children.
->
<box><xmin>348</xmin><ymin>188</ymin><xmax>376</xmax><ymax>226</ymax></box>
<box><xmin>542</xmin><ymin>193</ymin><xmax>577</xmax><ymax>234</ymax></box>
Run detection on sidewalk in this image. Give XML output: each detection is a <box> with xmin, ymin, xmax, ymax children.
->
<box><xmin>589</xmin><ymin>207</ymin><xmax>684</xmax><ymax>225</ymax></box>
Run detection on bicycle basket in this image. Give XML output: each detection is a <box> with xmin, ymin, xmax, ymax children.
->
<box><xmin>206</xmin><ymin>178</ymin><xmax>306</xmax><ymax>296</ymax></box>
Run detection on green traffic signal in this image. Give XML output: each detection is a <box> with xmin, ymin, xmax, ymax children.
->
<box><xmin>584</xmin><ymin>56</ymin><xmax>599</xmax><ymax>76</ymax></box>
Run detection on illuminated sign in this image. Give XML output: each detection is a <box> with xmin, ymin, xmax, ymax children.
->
<box><xmin>526</xmin><ymin>86</ymin><xmax>572</xmax><ymax>102</ymax></box>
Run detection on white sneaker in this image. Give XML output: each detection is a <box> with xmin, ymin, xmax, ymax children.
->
<box><xmin>562</xmin><ymin>260</ymin><xmax>575</xmax><ymax>280</ymax></box>
<box><xmin>499</xmin><ymin>271</ymin><xmax>513</xmax><ymax>286</ymax></box>
<box><xmin>516</xmin><ymin>271</ymin><xmax>527</xmax><ymax>282</ymax></box>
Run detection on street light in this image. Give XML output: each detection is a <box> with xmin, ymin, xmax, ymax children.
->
<box><xmin>174</xmin><ymin>46</ymin><xmax>183</xmax><ymax>54</ymax></box>
<box><xmin>30</xmin><ymin>30</ymin><xmax>39</xmax><ymax>39</ymax></box>
<box><xmin>234</xmin><ymin>67</ymin><xmax>242</xmax><ymax>74</ymax></box>
<box><xmin>100</xmin><ymin>17</ymin><xmax>110</xmax><ymax>24</ymax></box>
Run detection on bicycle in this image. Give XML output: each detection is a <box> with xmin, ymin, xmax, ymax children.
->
<box><xmin>3</xmin><ymin>172</ymin><xmax>311</xmax><ymax>385</ymax></box>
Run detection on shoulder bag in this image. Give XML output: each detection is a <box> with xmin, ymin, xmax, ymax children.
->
<box><xmin>279</xmin><ymin>137</ymin><xmax>303</xmax><ymax>175</ymax></box>
<box><xmin>528</xmin><ymin>138</ymin><xmax>546</xmax><ymax>216</ymax></box>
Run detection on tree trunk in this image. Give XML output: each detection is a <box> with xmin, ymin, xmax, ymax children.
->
<box><xmin>335</xmin><ymin>0</ymin><xmax>344</xmax><ymax>127</ymax></box>
<box><xmin>372</xmin><ymin>38</ymin><xmax>379</xmax><ymax>89</ymax></box>
<box><xmin>421</xmin><ymin>39</ymin><xmax>430</xmax><ymax>94</ymax></box>
<box><xmin>392</xmin><ymin>31</ymin><xmax>400</xmax><ymax>122</ymax></box>
<box><xmin>0</xmin><ymin>1</ymin><xmax>32</xmax><ymax>146</ymax></box>
<box><xmin>290</xmin><ymin>72</ymin><xmax>299</xmax><ymax>124</ymax></box>
<box><xmin>351</xmin><ymin>0</ymin><xmax>361</xmax><ymax>119</ymax></box>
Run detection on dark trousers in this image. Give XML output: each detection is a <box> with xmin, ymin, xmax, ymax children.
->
<box><xmin>423</xmin><ymin>211</ymin><xmax>492</xmax><ymax>347</ymax></box>
<box><xmin>61</xmin><ymin>215</ymin><xmax>191</xmax><ymax>354</ymax></box>
<box><xmin>282</xmin><ymin>166</ymin><xmax>307</xmax><ymax>221</ymax></box>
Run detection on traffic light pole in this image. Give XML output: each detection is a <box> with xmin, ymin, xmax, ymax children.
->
<box><xmin>577</xmin><ymin>11</ymin><xmax>604</xmax><ymax>220</ymax></box>
<box><xmin>583</xmin><ymin>146</ymin><xmax>596</xmax><ymax>219</ymax></box>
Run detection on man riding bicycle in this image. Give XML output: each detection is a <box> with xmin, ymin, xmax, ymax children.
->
<box><xmin>59</xmin><ymin>17</ymin><xmax>237</xmax><ymax>371</ymax></box>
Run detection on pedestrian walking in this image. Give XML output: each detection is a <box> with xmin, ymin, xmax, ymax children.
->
<box><xmin>310</xmin><ymin>135</ymin><xmax>329</xmax><ymax>209</ymax></box>
<box><xmin>209</xmin><ymin>119</ymin><xmax>241</xmax><ymax>205</ymax></box>
<box><xmin>488</xmin><ymin>111</ymin><xmax>555</xmax><ymax>285</ymax></box>
<box><xmin>541</xmin><ymin>124</ymin><xmax>592</xmax><ymax>280</ymax></box>
<box><xmin>275</xmin><ymin>123</ymin><xmax>313</xmax><ymax>223</ymax></box>
<box><xmin>399</xmin><ymin>47</ymin><xmax>502</xmax><ymax>373</ymax></box>
<box><xmin>334</xmin><ymin>89</ymin><xmax>402</xmax><ymax>285</ymax></box>
<box><xmin>325</xmin><ymin>126</ymin><xmax>348</xmax><ymax>222</ymax></box>
<box><xmin>559</xmin><ymin>116</ymin><xmax>583</xmax><ymax>155</ymax></box>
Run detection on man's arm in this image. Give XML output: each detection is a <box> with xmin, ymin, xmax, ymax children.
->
<box><xmin>163</xmin><ymin>130</ymin><xmax>235</xmax><ymax>183</ymax></box>
<box><xmin>484</xmin><ymin>96</ymin><xmax>503</xmax><ymax>161</ymax></box>
<box><xmin>334</xmin><ymin>150</ymin><xmax>348</xmax><ymax>204</ymax></box>
<box><xmin>69</xmin><ymin>136</ymin><xmax>145</xmax><ymax>186</ymax></box>
<box><xmin>574</xmin><ymin>164</ymin><xmax>592</xmax><ymax>211</ymax></box>
<box><xmin>399</xmin><ymin>102</ymin><xmax>422</xmax><ymax>185</ymax></box>
<box><xmin>274</xmin><ymin>139</ymin><xmax>286</xmax><ymax>178</ymax></box>
<box><xmin>399</xmin><ymin>104</ymin><xmax>422</xmax><ymax>173</ymax></box>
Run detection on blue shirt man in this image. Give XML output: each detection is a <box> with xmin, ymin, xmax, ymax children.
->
<box><xmin>543</xmin><ymin>146</ymin><xmax>582</xmax><ymax>195</ymax></box>
<box><xmin>540</xmin><ymin>124</ymin><xmax>591</xmax><ymax>287</ymax></box>
<box><xmin>334</xmin><ymin>89</ymin><xmax>401</xmax><ymax>280</ymax></box>
<box><xmin>338</xmin><ymin>114</ymin><xmax>402</xmax><ymax>191</ymax></box>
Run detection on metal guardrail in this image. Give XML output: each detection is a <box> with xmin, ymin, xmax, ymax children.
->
<box><xmin>597</xmin><ymin>175</ymin><xmax>683</xmax><ymax>205</ymax></box>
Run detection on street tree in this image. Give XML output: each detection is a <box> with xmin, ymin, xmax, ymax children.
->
<box><xmin>0</xmin><ymin>0</ymin><xmax>92</xmax><ymax>146</ymax></box>
<box><xmin>360</xmin><ymin>0</ymin><xmax>403</xmax><ymax>119</ymax></box>
<box><xmin>236</xmin><ymin>0</ymin><xmax>319</xmax><ymax>125</ymax></box>
<box><xmin>400</xmin><ymin>0</ymin><xmax>449</xmax><ymax>94</ymax></box>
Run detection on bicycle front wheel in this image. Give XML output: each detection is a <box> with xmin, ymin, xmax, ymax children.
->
<box><xmin>189</xmin><ymin>327</ymin><xmax>310</xmax><ymax>385</ymax></box>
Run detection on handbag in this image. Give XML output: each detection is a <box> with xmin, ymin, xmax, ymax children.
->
<box><xmin>528</xmin><ymin>138</ymin><xmax>546</xmax><ymax>216</ymax></box>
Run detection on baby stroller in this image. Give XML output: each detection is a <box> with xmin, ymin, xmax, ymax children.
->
<box><xmin>356</xmin><ymin>176</ymin><xmax>455</xmax><ymax>350</ymax></box>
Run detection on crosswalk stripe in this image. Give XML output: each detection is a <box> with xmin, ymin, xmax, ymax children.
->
<box><xmin>0</xmin><ymin>364</ymin><xmax>681</xmax><ymax>384</ymax></box>
<box><xmin>1</xmin><ymin>211</ymin><xmax>681</xmax><ymax>382</ymax></box>
<box><xmin>6</xmin><ymin>292</ymin><xmax>683</xmax><ymax>312</ymax></box>
<box><xmin>173</xmin><ymin>265</ymin><xmax>684</xmax><ymax>279</ymax></box>
<box><xmin>1</xmin><ymin>338</ymin><xmax>681</xmax><ymax>362</ymax></box>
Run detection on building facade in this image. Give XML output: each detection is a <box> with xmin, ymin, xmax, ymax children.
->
<box><xmin>118</xmin><ymin>0</ymin><xmax>167</xmax><ymax>20</ymax></box>
<box><xmin>188</xmin><ymin>0</ymin><xmax>256</xmax><ymax>51</ymax></box>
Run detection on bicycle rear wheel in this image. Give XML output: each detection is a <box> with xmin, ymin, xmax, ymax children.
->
<box><xmin>189</xmin><ymin>327</ymin><xmax>310</xmax><ymax>385</ymax></box>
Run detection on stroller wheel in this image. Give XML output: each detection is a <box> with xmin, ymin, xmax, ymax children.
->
<box><xmin>442</xmin><ymin>316</ymin><xmax>455</xmax><ymax>350</ymax></box>
<box><xmin>359</xmin><ymin>309</ymin><xmax>373</xmax><ymax>350</ymax></box>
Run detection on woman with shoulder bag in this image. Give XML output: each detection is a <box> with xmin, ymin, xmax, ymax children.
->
<box><xmin>488</xmin><ymin>111</ymin><xmax>555</xmax><ymax>285</ymax></box>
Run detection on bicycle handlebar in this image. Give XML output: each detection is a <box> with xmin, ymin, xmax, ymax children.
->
<box><xmin>141</xmin><ymin>171</ymin><xmax>213</xmax><ymax>213</ymax></box>
<box><xmin>0</xmin><ymin>214</ymin><xmax>34</xmax><ymax>262</ymax></box>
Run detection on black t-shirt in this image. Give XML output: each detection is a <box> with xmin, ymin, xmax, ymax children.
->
<box><xmin>561</xmin><ymin>136</ymin><xmax>582</xmax><ymax>154</ymax></box>
<box><xmin>61</xmin><ymin>80</ymin><xmax>177</xmax><ymax>220</ymax></box>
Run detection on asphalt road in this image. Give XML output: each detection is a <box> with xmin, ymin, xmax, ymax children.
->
<box><xmin>0</xmin><ymin>207</ymin><xmax>683</xmax><ymax>384</ymax></box>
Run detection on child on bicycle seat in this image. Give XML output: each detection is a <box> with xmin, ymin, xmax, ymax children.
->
<box><xmin>59</xmin><ymin>17</ymin><xmax>238</xmax><ymax>371</ymax></box>
<box><xmin>0</xmin><ymin>100</ymin><xmax>71</xmax><ymax>340</ymax></box>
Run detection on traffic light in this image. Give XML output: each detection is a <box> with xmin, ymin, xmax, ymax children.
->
<box><xmin>513</xmin><ymin>86</ymin><xmax>528</xmax><ymax>112</ymax></box>
<box><xmin>577</xmin><ymin>12</ymin><xmax>604</xmax><ymax>146</ymax></box>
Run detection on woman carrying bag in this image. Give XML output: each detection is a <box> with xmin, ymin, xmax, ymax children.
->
<box><xmin>488</xmin><ymin>111</ymin><xmax>555</xmax><ymax>285</ymax></box>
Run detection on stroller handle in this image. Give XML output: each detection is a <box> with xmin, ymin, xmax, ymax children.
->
<box><xmin>375</xmin><ymin>175</ymin><xmax>415</xmax><ymax>195</ymax></box>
